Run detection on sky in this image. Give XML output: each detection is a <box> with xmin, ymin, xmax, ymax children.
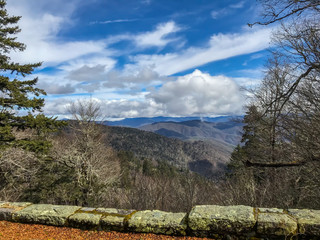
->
<box><xmin>7</xmin><ymin>0</ymin><xmax>273</xmax><ymax>119</ymax></box>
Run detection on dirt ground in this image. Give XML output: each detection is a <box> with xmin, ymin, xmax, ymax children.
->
<box><xmin>0</xmin><ymin>221</ymin><xmax>212</xmax><ymax>240</ymax></box>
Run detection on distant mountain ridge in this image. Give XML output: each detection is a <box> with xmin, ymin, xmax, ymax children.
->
<box><xmin>105</xmin><ymin>116</ymin><xmax>242</xmax><ymax>128</ymax></box>
<box><xmin>105</xmin><ymin>125</ymin><xmax>233</xmax><ymax>178</ymax></box>
<box><xmin>101</xmin><ymin>116</ymin><xmax>244</xmax><ymax>178</ymax></box>
<box><xmin>139</xmin><ymin>119</ymin><xmax>243</xmax><ymax>146</ymax></box>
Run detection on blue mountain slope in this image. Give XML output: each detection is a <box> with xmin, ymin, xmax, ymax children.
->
<box><xmin>139</xmin><ymin>119</ymin><xmax>244</xmax><ymax>146</ymax></box>
<box><xmin>105</xmin><ymin>116</ymin><xmax>242</xmax><ymax>128</ymax></box>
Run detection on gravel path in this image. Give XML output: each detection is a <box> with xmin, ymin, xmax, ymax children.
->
<box><xmin>0</xmin><ymin>221</ymin><xmax>212</xmax><ymax>240</ymax></box>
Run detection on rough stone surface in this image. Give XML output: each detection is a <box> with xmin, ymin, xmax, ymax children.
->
<box><xmin>0</xmin><ymin>202</ymin><xmax>32</xmax><ymax>209</ymax></box>
<box><xmin>127</xmin><ymin>210</ymin><xmax>187</xmax><ymax>236</ymax></box>
<box><xmin>0</xmin><ymin>202</ymin><xmax>33</xmax><ymax>221</ymax></box>
<box><xmin>101</xmin><ymin>215</ymin><xmax>127</xmax><ymax>231</ymax></box>
<box><xmin>288</xmin><ymin>209</ymin><xmax>320</xmax><ymax>236</ymax></box>
<box><xmin>1</xmin><ymin>201</ymin><xmax>320</xmax><ymax>239</ymax></box>
<box><xmin>98</xmin><ymin>208</ymin><xmax>136</xmax><ymax>232</ymax></box>
<box><xmin>0</xmin><ymin>208</ymin><xmax>14</xmax><ymax>221</ymax></box>
<box><xmin>258</xmin><ymin>208</ymin><xmax>284</xmax><ymax>214</ymax></box>
<box><xmin>96</xmin><ymin>208</ymin><xmax>135</xmax><ymax>215</ymax></box>
<box><xmin>96</xmin><ymin>208</ymin><xmax>118</xmax><ymax>214</ymax></box>
<box><xmin>188</xmin><ymin>205</ymin><xmax>256</xmax><ymax>236</ymax></box>
<box><xmin>257</xmin><ymin>212</ymin><xmax>297</xmax><ymax>236</ymax></box>
<box><xmin>13</xmin><ymin>204</ymin><xmax>80</xmax><ymax>226</ymax></box>
<box><xmin>68</xmin><ymin>212</ymin><xmax>101</xmax><ymax>229</ymax></box>
<box><xmin>80</xmin><ymin>207</ymin><xmax>96</xmax><ymax>212</ymax></box>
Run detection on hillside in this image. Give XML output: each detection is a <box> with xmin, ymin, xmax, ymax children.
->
<box><xmin>139</xmin><ymin>120</ymin><xmax>243</xmax><ymax>146</ymax></box>
<box><xmin>106</xmin><ymin>116</ymin><xmax>242</xmax><ymax>128</ymax></box>
<box><xmin>104</xmin><ymin>125</ymin><xmax>233</xmax><ymax>178</ymax></box>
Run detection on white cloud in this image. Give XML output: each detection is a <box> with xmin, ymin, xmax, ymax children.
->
<box><xmin>105</xmin><ymin>21</ymin><xmax>183</xmax><ymax>50</ymax></box>
<box><xmin>90</xmin><ymin>19</ymin><xmax>138</xmax><ymax>25</ymax></box>
<box><xmin>65</xmin><ymin>63</ymin><xmax>166</xmax><ymax>91</ymax></box>
<box><xmin>100</xmin><ymin>99</ymin><xmax>164</xmax><ymax>118</ymax></box>
<box><xmin>211</xmin><ymin>1</ymin><xmax>246</xmax><ymax>20</ymax></box>
<box><xmin>7</xmin><ymin>0</ymin><xmax>109</xmax><ymax>66</ymax></box>
<box><xmin>42</xmin><ymin>70</ymin><xmax>246</xmax><ymax>118</ymax></box>
<box><xmin>211</xmin><ymin>9</ymin><xmax>229</xmax><ymax>19</ymax></box>
<box><xmin>131</xmin><ymin>27</ymin><xmax>272</xmax><ymax>75</ymax></box>
<box><xmin>230</xmin><ymin>1</ymin><xmax>246</xmax><ymax>9</ymax></box>
<box><xmin>68</xmin><ymin>65</ymin><xmax>109</xmax><ymax>83</ymax></box>
<box><xmin>233</xmin><ymin>77</ymin><xmax>261</xmax><ymax>89</ymax></box>
<box><xmin>43</xmin><ymin>97</ymin><xmax>165</xmax><ymax>119</ymax></box>
<box><xmin>134</xmin><ymin>21</ymin><xmax>182</xmax><ymax>48</ymax></box>
<box><xmin>103</xmin><ymin>66</ymin><xmax>163</xmax><ymax>88</ymax></box>
<box><xmin>7</xmin><ymin>0</ymin><xmax>80</xmax><ymax>17</ymax></box>
<box><xmin>147</xmin><ymin>70</ymin><xmax>245</xmax><ymax>116</ymax></box>
<box><xmin>38</xmin><ymin>82</ymin><xmax>76</xmax><ymax>95</ymax></box>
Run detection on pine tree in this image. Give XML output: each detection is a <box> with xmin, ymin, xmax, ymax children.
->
<box><xmin>0</xmin><ymin>0</ymin><xmax>63</xmax><ymax>153</ymax></box>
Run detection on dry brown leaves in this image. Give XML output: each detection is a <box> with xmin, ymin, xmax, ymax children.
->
<box><xmin>0</xmin><ymin>221</ymin><xmax>212</xmax><ymax>240</ymax></box>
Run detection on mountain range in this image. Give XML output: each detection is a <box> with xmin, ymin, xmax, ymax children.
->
<box><xmin>105</xmin><ymin>116</ymin><xmax>242</xmax><ymax>128</ymax></box>
<box><xmin>102</xmin><ymin>116</ymin><xmax>244</xmax><ymax>178</ymax></box>
<box><xmin>139</xmin><ymin>119</ymin><xmax>243</xmax><ymax>146</ymax></box>
<box><xmin>105</xmin><ymin>125</ymin><xmax>234</xmax><ymax>178</ymax></box>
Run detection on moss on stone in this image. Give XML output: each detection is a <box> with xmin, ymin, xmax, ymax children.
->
<box><xmin>288</xmin><ymin>209</ymin><xmax>320</xmax><ymax>236</ymax></box>
<box><xmin>257</xmin><ymin>212</ymin><xmax>297</xmax><ymax>236</ymax></box>
<box><xmin>67</xmin><ymin>212</ymin><xmax>101</xmax><ymax>229</ymax></box>
<box><xmin>127</xmin><ymin>210</ymin><xmax>187</xmax><ymax>236</ymax></box>
<box><xmin>188</xmin><ymin>205</ymin><xmax>256</xmax><ymax>236</ymax></box>
<box><xmin>12</xmin><ymin>204</ymin><xmax>81</xmax><ymax>226</ymax></box>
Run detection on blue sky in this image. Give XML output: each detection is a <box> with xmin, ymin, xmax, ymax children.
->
<box><xmin>7</xmin><ymin>0</ymin><xmax>272</xmax><ymax>119</ymax></box>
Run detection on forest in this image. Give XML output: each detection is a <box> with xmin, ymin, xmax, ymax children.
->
<box><xmin>0</xmin><ymin>0</ymin><xmax>319</xmax><ymax>212</ymax></box>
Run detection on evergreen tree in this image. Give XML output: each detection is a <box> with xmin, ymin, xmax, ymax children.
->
<box><xmin>0</xmin><ymin>0</ymin><xmax>62</xmax><ymax>153</ymax></box>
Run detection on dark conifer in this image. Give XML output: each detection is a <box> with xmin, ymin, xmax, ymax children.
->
<box><xmin>0</xmin><ymin>0</ymin><xmax>63</xmax><ymax>153</ymax></box>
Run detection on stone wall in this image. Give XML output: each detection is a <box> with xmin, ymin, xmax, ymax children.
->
<box><xmin>0</xmin><ymin>202</ymin><xmax>319</xmax><ymax>239</ymax></box>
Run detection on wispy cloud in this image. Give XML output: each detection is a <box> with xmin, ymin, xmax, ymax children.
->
<box><xmin>211</xmin><ymin>1</ymin><xmax>246</xmax><ymax>19</ymax></box>
<box><xmin>134</xmin><ymin>21</ymin><xmax>182</xmax><ymax>48</ymax></box>
<box><xmin>90</xmin><ymin>19</ymin><xmax>138</xmax><ymax>25</ymax></box>
<box><xmin>211</xmin><ymin>9</ymin><xmax>229</xmax><ymax>19</ymax></box>
<box><xmin>130</xmin><ymin>27</ymin><xmax>272</xmax><ymax>75</ymax></box>
<box><xmin>105</xmin><ymin>21</ymin><xmax>183</xmax><ymax>49</ymax></box>
<box><xmin>141</xmin><ymin>0</ymin><xmax>152</xmax><ymax>5</ymax></box>
<box><xmin>230</xmin><ymin>1</ymin><xmax>246</xmax><ymax>9</ymax></box>
<box><xmin>8</xmin><ymin>1</ymin><xmax>109</xmax><ymax>66</ymax></box>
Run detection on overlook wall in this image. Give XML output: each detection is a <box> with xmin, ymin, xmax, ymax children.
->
<box><xmin>0</xmin><ymin>201</ymin><xmax>319</xmax><ymax>239</ymax></box>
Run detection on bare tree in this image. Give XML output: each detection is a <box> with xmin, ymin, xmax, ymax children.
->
<box><xmin>228</xmin><ymin>52</ymin><xmax>320</xmax><ymax>209</ymax></box>
<box><xmin>0</xmin><ymin>147</ymin><xmax>39</xmax><ymax>201</ymax></box>
<box><xmin>250</xmin><ymin>1</ymin><xmax>320</xmax><ymax>112</ymax></box>
<box><xmin>250</xmin><ymin>0</ymin><xmax>320</xmax><ymax>26</ymax></box>
<box><xmin>51</xmin><ymin>99</ymin><xmax>120</xmax><ymax>206</ymax></box>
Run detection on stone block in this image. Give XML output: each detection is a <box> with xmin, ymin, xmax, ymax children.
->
<box><xmin>101</xmin><ymin>215</ymin><xmax>127</xmax><ymax>231</ymax></box>
<box><xmin>0</xmin><ymin>202</ymin><xmax>33</xmax><ymax>221</ymax></box>
<box><xmin>188</xmin><ymin>205</ymin><xmax>256</xmax><ymax>236</ymax></box>
<box><xmin>67</xmin><ymin>212</ymin><xmax>101</xmax><ymax>229</ymax></box>
<box><xmin>257</xmin><ymin>212</ymin><xmax>297</xmax><ymax>236</ymax></box>
<box><xmin>288</xmin><ymin>209</ymin><xmax>320</xmax><ymax>236</ymax></box>
<box><xmin>98</xmin><ymin>208</ymin><xmax>136</xmax><ymax>232</ymax></box>
<box><xmin>0</xmin><ymin>208</ymin><xmax>14</xmax><ymax>221</ymax></box>
<box><xmin>127</xmin><ymin>210</ymin><xmax>187</xmax><ymax>236</ymax></box>
<box><xmin>13</xmin><ymin>204</ymin><xmax>80</xmax><ymax>226</ymax></box>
